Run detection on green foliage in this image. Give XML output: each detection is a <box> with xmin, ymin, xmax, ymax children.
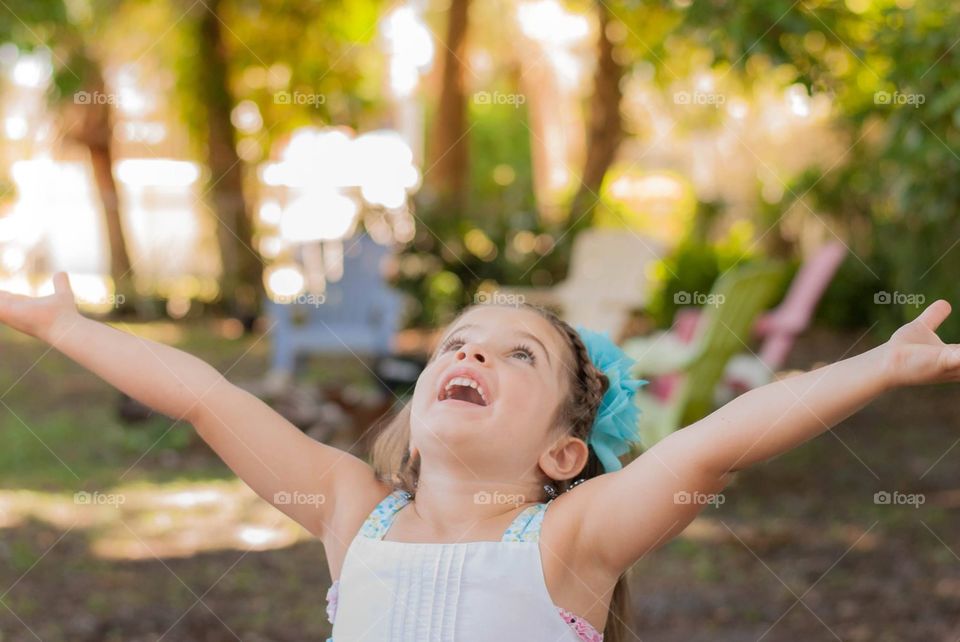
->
<box><xmin>651</xmin><ymin>0</ymin><xmax>960</xmax><ymax>340</ymax></box>
<box><xmin>466</xmin><ymin>96</ymin><xmax>539</xmax><ymax>222</ymax></box>
<box><xmin>395</xmin><ymin>99</ymin><xmax>574</xmax><ymax>327</ymax></box>
<box><xmin>120</xmin><ymin>418</ymin><xmax>195</xmax><ymax>455</ymax></box>
<box><xmin>172</xmin><ymin>0</ymin><xmax>387</xmax><ymax>160</ymax></box>
<box><xmin>810</xmin><ymin>253</ymin><xmax>877</xmax><ymax>330</ymax></box>
<box><xmin>786</xmin><ymin>1</ymin><xmax>960</xmax><ymax>340</ymax></box>
<box><xmin>393</xmin><ymin>207</ymin><xmax>572</xmax><ymax>327</ymax></box>
<box><xmin>681</xmin><ymin>0</ymin><xmax>858</xmax><ymax>88</ymax></box>
<box><xmin>645</xmin><ymin>224</ymin><xmax>786</xmax><ymax>328</ymax></box>
<box><xmin>0</xmin><ymin>0</ymin><xmax>119</xmax><ymax>107</ymax></box>
<box><xmin>0</xmin><ymin>1</ymin><xmax>69</xmax><ymax>40</ymax></box>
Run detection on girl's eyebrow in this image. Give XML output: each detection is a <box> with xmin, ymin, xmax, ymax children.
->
<box><xmin>516</xmin><ymin>330</ymin><xmax>552</xmax><ymax>366</ymax></box>
<box><xmin>439</xmin><ymin>323</ymin><xmax>552</xmax><ymax>366</ymax></box>
<box><xmin>437</xmin><ymin>322</ymin><xmax>474</xmax><ymax>348</ymax></box>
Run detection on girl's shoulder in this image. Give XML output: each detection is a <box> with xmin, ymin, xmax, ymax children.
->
<box><xmin>322</xmin><ymin>476</ymin><xmax>396</xmax><ymax>579</ymax></box>
<box><xmin>542</xmin><ymin>483</ymin><xmax>591</xmax><ymax>545</ymax></box>
<box><xmin>338</xmin><ymin>478</ymin><xmax>398</xmax><ymax>532</ymax></box>
<box><xmin>329</xmin><ymin>469</ymin><xmax>396</xmax><ymax>530</ymax></box>
<box><xmin>540</xmin><ymin>479</ymin><xmax>623</xmax><ymax>578</ymax></box>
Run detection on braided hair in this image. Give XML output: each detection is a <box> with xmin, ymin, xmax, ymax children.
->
<box><xmin>519</xmin><ymin>304</ymin><xmax>611</xmax><ymax>493</ymax></box>
<box><xmin>519</xmin><ymin>304</ymin><xmax>633</xmax><ymax>642</ymax></box>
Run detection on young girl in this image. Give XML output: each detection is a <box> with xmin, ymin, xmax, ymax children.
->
<box><xmin>1</xmin><ymin>272</ymin><xmax>958</xmax><ymax>641</ymax></box>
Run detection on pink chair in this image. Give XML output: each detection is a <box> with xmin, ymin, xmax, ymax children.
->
<box><xmin>649</xmin><ymin>241</ymin><xmax>847</xmax><ymax>401</ymax></box>
<box><xmin>750</xmin><ymin>241</ymin><xmax>848</xmax><ymax>369</ymax></box>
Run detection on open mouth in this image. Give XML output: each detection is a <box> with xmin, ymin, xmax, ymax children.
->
<box><xmin>438</xmin><ymin>376</ymin><xmax>489</xmax><ymax>406</ymax></box>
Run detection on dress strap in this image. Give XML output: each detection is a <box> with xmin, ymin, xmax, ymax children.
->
<box><xmin>501</xmin><ymin>501</ymin><xmax>550</xmax><ymax>542</ymax></box>
<box><xmin>358</xmin><ymin>489</ymin><xmax>412</xmax><ymax>540</ymax></box>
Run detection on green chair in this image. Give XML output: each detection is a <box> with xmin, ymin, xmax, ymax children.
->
<box><xmin>623</xmin><ymin>263</ymin><xmax>784</xmax><ymax>449</ymax></box>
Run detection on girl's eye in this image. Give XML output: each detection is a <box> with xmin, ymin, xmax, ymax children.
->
<box><xmin>440</xmin><ymin>335</ymin><xmax>465</xmax><ymax>353</ymax></box>
<box><xmin>511</xmin><ymin>345</ymin><xmax>536</xmax><ymax>364</ymax></box>
<box><xmin>437</xmin><ymin>335</ymin><xmax>536</xmax><ymax>365</ymax></box>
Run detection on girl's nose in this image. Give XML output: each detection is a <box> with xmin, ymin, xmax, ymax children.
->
<box><xmin>455</xmin><ymin>345</ymin><xmax>486</xmax><ymax>364</ymax></box>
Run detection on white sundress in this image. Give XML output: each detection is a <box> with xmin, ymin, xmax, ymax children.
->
<box><xmin>325</xmin><ymin>489</ymin><xmax>605</xmax><ymax>641</ymax></box>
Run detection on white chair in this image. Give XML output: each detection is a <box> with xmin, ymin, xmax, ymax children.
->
<box><xmin>505</xmin><ymin>228</ymin><xmax>665</xmax><ymax>337</ymax></box>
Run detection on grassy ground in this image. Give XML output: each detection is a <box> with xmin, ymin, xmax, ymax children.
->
<box><xmin>0</xmin><ymin>320</ymin><xmax>958</xmax><ymax>641</ymax></box>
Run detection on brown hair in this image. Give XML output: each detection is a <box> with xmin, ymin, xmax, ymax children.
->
<box><xmin>370</xmin><ymin>302</ymin><xmax>634</xmax><ymax>641</ymax></box>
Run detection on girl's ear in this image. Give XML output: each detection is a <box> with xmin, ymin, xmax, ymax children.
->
<box><xmin>401</xmin><ymin>445</ymin><xmax>419</xmax><ymax>466</ymax></box>
<box><xmin>539</xmin><ymin>436</ymin><xmax>589</xmax><ymax>481</ymax></box>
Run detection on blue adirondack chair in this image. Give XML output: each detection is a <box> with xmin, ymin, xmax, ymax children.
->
<box><xmin>266</xmin><ymin>233</ymin><xmax>404</xmax><ymax>380</ymax></box>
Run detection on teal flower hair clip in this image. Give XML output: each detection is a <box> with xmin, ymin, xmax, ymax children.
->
<box><xmin>575</xmin><ymin>326</ymin><xmax>647</xmax><ymax>473</ymax></box>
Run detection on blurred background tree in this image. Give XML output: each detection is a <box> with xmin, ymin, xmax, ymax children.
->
<box><xmin>1</xmin><ymin>0</ymin><xmax>958</xmax><ymax>340</ymax></box>
<box><xmin>171</xmin><ymin>0</ymin><xmax>387</xmax><ymax>328</ymax></box>
<box><xmin>0</xmin><ymin>0</ymin><xmax>138</xmax><ymax>312</ymax></box>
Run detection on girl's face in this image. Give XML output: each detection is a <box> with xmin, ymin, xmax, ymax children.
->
<box><xmin>409</xmin><ymin>305</ymin><xmax>571</xmax><ymax>485</ymax></box>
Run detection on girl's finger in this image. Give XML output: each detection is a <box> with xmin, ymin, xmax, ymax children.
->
<box><xmin>917</xmin><ymin>299</ymin><xmax>951</xmax><ymax>332</ymax></box>
<box><xmin>53</xmin><ymin>271</ymin><xmax>72</xmax><ymax>296</ymax></box>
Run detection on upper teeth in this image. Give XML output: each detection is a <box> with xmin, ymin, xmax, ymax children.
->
<box><xmin>444</xmin><ymin>376</ymin><xmax>488</xmax><ymax>403</ymax></box>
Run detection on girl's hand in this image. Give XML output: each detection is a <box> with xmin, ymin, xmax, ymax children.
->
<box><xmin>884</xmin><ymin>299</ymin><xmax>960</xmax><ymax>387</ymax></box>
<box><xmin>0</xmin><ymin>271</ymin><xmax>80</xmax><ymax>342</ymax></box>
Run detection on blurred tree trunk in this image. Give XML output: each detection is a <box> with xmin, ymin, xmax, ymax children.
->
<box><xmin>69</xmin><ymin>58</ymin><xmax>137</xmax><ymax>313</ymax></box>
<box><xmin>425</xmin><ymin>0</ymin><xmax>471</xmax><ymax>214</ymax></box>
<box><xmin>567</xmin><ymin>0</ymin><xmax>624</xmax><ymax>233</ymax></box>
<box><xmin>196</xmin><ymin>0</ymin><xmax>261</xmax><ymax>328</ymax></box>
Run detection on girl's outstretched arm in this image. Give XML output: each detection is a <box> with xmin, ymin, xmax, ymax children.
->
<box><xmin>0</xmin><ymin>272</ymin><xmax>382</xmax><ymax>538</ymax></box>
<box><xmin>571</xmin><ymin>299</ymin><xmax>960</xmax><ymax>578</ymax></box>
